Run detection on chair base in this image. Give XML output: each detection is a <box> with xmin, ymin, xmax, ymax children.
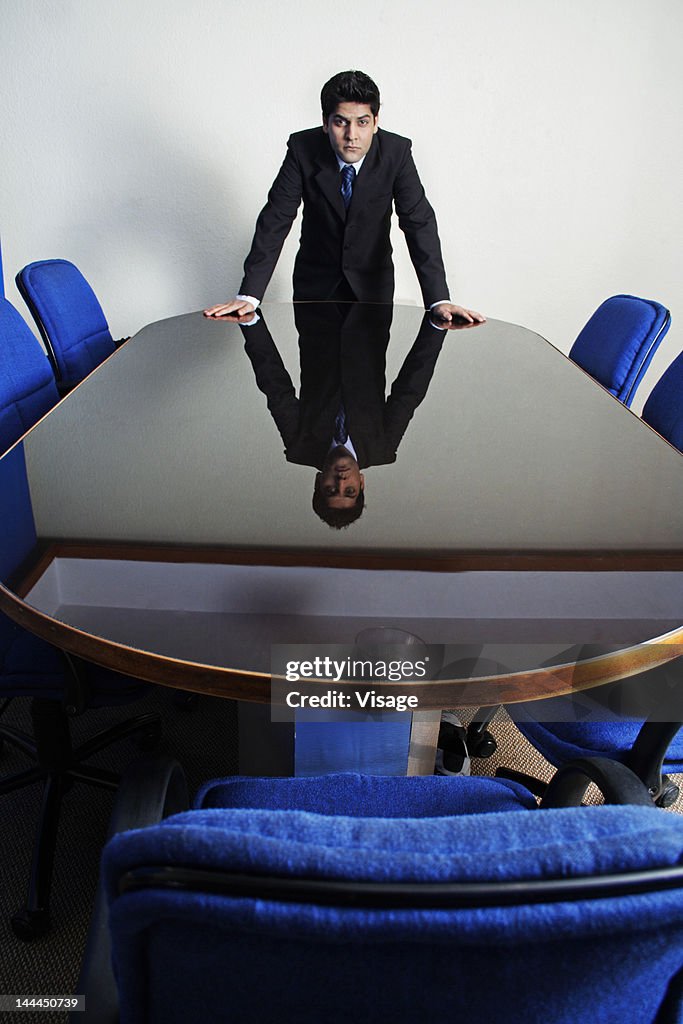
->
<box><xmin>466</xmin><ymin>705</ymin><xmax>499</xmax><ymax>758</ymax></box>
<box><xmin>0</xmin><ymin>697</ymin><xmax>161</xmax><ymax>940</ymax></box>
<box><xmin>495</xmin><ymin>764</ymin><xmax>679</xmax><ymax>808</ymax></box>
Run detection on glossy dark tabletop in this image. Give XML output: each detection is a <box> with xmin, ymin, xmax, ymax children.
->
<box><xmin>2</xmin><ymin>302</ymin><xmax>683</xmax><ymax>702</ymax></box>
<box><xmin>11</xmin><ymin>302</ymin><xmax>683</xmax><ymax>553</ymax></box>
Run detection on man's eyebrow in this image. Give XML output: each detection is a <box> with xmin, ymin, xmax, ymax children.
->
<box><xmin>332</xmin><ymin>114</ymin><xmax>372</xmax><ymax>122</ymax></box>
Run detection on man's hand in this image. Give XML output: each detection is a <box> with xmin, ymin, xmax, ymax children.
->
<box><xmin>203</xmin><ymin>298</ymin><xmax>255</xmax><ymax>319</ymax></box>
<box><xmin>431</xmin><ymin>303</ymin><xmax>486</xmax><ymax>324</ymax></box>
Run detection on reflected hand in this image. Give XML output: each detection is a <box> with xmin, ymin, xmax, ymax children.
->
<box><xmin>203</xmin><ymin>299</ymin><xmax>256</xmax><ymax>319</ymax></box>
<box><xmin>431</xmin><ymin>303</ymin><xmax>486</xmax><ymax>324</ymax></box>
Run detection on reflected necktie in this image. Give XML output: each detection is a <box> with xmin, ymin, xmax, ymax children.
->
<box><xmin>334</xmin><ymin>406</ymin><xmax>348</xmax><ymax>445</ymax></box>
<box><xmin>340</xmin><ymin>165</ymin><xmax>355</xmax><ymax>210</ymax></box>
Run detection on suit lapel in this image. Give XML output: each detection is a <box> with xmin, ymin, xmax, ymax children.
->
<box><xmin>313</xmin><ymin>156</ymin><xmax>346</xmax><ymax>223</ymax></box>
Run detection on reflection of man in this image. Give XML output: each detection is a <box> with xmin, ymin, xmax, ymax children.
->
<box><xmin>241</xmin><ymin>304</ymin><xmax>447</xmax><ymax>528</ymax></box>
<box><xmin>205</xmin><ymin>70</ymin><xmax>484</xmax><ymax>325</ymax></box>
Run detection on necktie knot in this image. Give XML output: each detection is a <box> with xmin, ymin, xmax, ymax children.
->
<box><xmin>340</xmin><ymin>164</ymin><xmax>355</xmax><ymax>210</ymax></box>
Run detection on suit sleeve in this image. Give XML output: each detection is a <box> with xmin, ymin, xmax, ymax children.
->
<box><xmin>239</xmin><ymin>137</ymin><xmax>303</xmax><ymax>299</ymax></box>
<box><xmin>241</xmin><ymin>318</ymin><xmax>300</xmax><ymax>448</ymax></box>
<box><xmin>384</xmin><ymin>314</ymin><xmax>446</xmax><ymax>449</ymax></box>
<box><xmin>393</xmin><ymin>145</ymin><xmax>450</xmax><ymax>308</ymax></box>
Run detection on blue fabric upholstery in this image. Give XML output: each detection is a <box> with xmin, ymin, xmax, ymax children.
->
<box><xmin>0</xmin><ymin>437</ymin><xmax>146</xmax><ymax>705</ymax></box>
<box><xmin>17</xmin><ymin>259</ymin><xmax>116</xmax><ymax>384</ymax></box>
<box><xmin>104</xmin><ymin>790</ymin><xmax>683</xmax><ymax>1024</ymax></box>
<box><xmin>507</xmin><ymin>652</ymin><xmax>683</xmax><ymax>789</ymax></box>
<box><xmin>197</xmin><ymin>771</ymin><xmax>538</xmax><ymax>815</ymax></box>
<box><xmin>512</xmin><ymin>703</ymin><xmax>683</xmax><ymax>772</ymax></box>
<box><xmin>0</xmin><ymin>311</ymin><xmax>152</xmax><ymax>931</ymax></box>
<box><xmin>643</xmin><ymin>349</ymin><xmax>683</xmax><ymax>454</ymax></box>
<box><xmin>0</xmin><ymin>297</ymin><xmax>59</xmax><ymax>452</ymax></box>
<box><xmin>569</xmin><ymin>294</ymin><xmax>671</xmax><ymax>406</ymax></box>
<box><xmin>0</xmin><ymin>447</ymin><xmax>65</xmax><ymax>693</ymax></box>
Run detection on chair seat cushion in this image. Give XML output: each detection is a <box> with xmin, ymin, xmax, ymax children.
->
<box><xmin>108</xmin><ymin>801</ymin><xmax>683</xmax><ymax>887</ymax></box>
<box><xmin>104</xmin><ymin>802</ymin><xmax>683</xmax><ymax>1024</ymax></box>
<box><xmin>196</xmin><ymin>771</ymin><xmax>538</xmax><ymax>816</ymax></box>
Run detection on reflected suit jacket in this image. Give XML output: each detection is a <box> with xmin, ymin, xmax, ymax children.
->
<box><xmin>241</xmin><ymin>305</ymin><xmax>446</xmax><ymax>470</ymax></box>
<box><xmin>239</xmin><ymin>128</ymin><xmax>450</xmax><ymax>306</ymax></box>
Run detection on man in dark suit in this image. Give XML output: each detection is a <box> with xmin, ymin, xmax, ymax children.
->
<box><xmin>204</xmin><ymin>70</ymin><xmax>483</xmax><ymax>324</ymax></box>
<box><xmin>241</xmin><ymin>303</ymin><xmax>448</xmax><ymax>527</ymax></box>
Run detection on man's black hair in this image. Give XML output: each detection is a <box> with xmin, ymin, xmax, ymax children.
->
<box><xmin>320</xmin><ymin>70</ymin><xmax>381</xmax><ymax>120</ymax></box>
<box><xmin>312</xmin><ymin>483</ymin><xmax>365</xmax><ymax>529</ymax></box>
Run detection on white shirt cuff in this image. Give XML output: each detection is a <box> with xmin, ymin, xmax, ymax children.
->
<box><xmin>236</xmin><ymin>294</ymin><xmax>261</xmax><ymax>310</ymax></box>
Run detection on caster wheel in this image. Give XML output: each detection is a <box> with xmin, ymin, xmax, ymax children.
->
<box><xmin>469</xmin><ymin>730</ymin><xmax>497</xmax><ymax>758</ymax></box>
<box><xmin>11</xmin><ymin>907</ymin><xmax>50</xmax><ymax>941</ymax></box>
<box><xmin>655</xmin><ymin>775</ymin><xmax>680</xmax><ymax>808</ymax></box>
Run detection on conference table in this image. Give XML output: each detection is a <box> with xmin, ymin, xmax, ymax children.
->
<box><xmin>2</xmin><ymin>301</ymin><xmax>683</xmax><ymax>775</ymax></box>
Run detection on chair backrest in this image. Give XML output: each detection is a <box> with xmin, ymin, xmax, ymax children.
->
<box><xmin>0</xmin><ymin>296</ymin><xmax>60</xmax><ymax>453</ymax></box>
<box><xmin>642</xmin><ymin>350</ymin><xmax>683</xmax><ymax>454</ymax></box>
<box><xmin>104</xmin><ymin>802</ymin><xmax>683</xmax><ymax>1024</ymax></box>
<box><xmin>569</xmin><ymin>294</ymin><xmax>671</xmax><ymax>407</ymax></box>
<box><xmin>16</xmin><ymin>259</ymin><xmax>115</xmax><ymax>384</ymax></box>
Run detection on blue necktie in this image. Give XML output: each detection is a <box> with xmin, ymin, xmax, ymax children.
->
<box><xmin>334</xmin><ymin>406</ymin><xmax>348</xmax><ymax>445</ymax></box>
<box><xmin>340</xmin><ymin>165</ymin><xmax>354</xmax><ymax>210</ymax></box>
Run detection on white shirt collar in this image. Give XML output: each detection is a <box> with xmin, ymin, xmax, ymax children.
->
<box><xmin>335</xmin><ymin>153</ymin><xmax>366</xmax><ymax>174</ymax></box>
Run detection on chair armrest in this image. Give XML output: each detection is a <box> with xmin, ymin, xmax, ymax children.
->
<box><xmin>73</xmin><ymin>755</ymin><xmax>189</xmax><ymax>1024</ymax></box>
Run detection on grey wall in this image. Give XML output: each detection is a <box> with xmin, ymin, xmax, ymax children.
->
<box><xmin>1</xmin><ymin>0</ymin><xmax>681</xmax><ymax>408</ymax></box>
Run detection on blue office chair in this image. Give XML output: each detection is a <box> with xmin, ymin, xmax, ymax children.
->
<box><xmin>0</xmin><ymin>281</ymin><xmax>59</xmax><ymax>451</ymax></box>
<box><xmin>493</xmin><ymin>649</ymin><xmax>683</xmax><ymax>810</ymax></box>
<box><xmin>569</xmin><ymin>294</ymin><xmax>671</xmax><ymax>407</ymax></box>
<box><xmin>84</xmin><ymin>762</ymin><xmax>683</xmax><ymax>1024</ymax></box>
<box><xmin>16</xmin><ymin>259</ymin><xmax>124</xmax><ymax>390</ymax></box>
<box><xmin>642</xmin><ymin>350</ymin><xmax>683</xmax><ymax>453</ymax></box>
<box><xmin>0</xmin><ymin>297</ymin><xmax>158</xmax><ymax>939</ymax></box>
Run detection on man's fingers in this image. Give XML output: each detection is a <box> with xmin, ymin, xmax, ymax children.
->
<box><xmin>203</xmin><ymin>300</ymin><xmax>254</xmax><ymax>318</ymax></box>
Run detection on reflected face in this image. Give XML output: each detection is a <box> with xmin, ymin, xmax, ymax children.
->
<box><xmin>318</xmin><ymin>447</ymin><xmax>365</xmax><ymax>509</ymax></box>
<box><xmin>323</xmin><ymin>102</ymin><xmax>378</xmax><ymax>164</ymax></box>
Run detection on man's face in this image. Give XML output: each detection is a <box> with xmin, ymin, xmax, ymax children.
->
<box><xmin>318</xmin><ymin>447</ymin><xmax>365</xmax><ymax>509</ymax></box>
<box><xmin>323</xmin><ymin>102</ymin><xmax>378</xmax><ymax>164</ymax></box>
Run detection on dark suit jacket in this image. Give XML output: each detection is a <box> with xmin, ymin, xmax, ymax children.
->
<box><xmin>239</xmin><ymin>128</ymin><xmax>450</xmax><ymax>307</ymax></box>
<box><xmin>241</xmin><ymin>305</ymin><xmax>446</xmax><ymax>469</ymax></box>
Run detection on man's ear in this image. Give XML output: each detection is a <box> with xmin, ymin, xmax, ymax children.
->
<box><xmin>322</xmin><ymin>117</ymin><xmax>329</xmax><ymax>134</ymax></box>
<box><xmin>373</xmin><ymin>116</ymin><xmax>379</xmax><ymax>134</ymax></box>
<box><xmin>359</xmin><ymin>473</ymin><xmax>365</xmax><ymax>490</ymax></box>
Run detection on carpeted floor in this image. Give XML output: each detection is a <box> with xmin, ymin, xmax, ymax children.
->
<box><xmin>0</xmin><ymin>689</ymin><xmax>238</xmax><ymax>1024</ymax></box>
<box><xmin>0</xmin><ymin>692</ymin><xmax>680</xmax><ymax>1024</ymax></box>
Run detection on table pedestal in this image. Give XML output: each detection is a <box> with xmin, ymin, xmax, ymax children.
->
<box><xmin>238</xmin><ymin>705</ymin><xmax>442</xmax><ymax>777</ymax></box>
